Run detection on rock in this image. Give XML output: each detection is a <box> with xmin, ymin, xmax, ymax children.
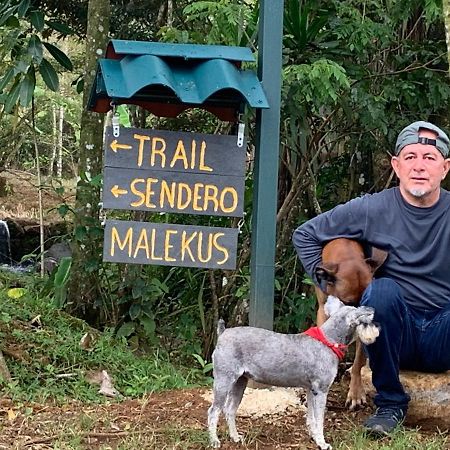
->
<box><xmin>46</xmin><ymin>242</ymin><xmax>71</xmax><ymax>261</ymax></box>
<box><xmin>361</xmin><ymin>366</ymin><xmax>450</xmax><ymax>429</ymax></box>
<box><xmin>43</xmin><ymin>242</ymin><xmax>71</xmax><ymax>273</ymax></box>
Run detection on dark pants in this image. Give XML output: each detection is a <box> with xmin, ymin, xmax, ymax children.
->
<box><xmin>360</xmin><ymin>278</ymin><xmax>450</xmax><ymax>410</ymax></box>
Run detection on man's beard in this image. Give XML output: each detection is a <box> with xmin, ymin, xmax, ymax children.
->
<box><xmin>409</xmin><ymin>188</ymin><xmax>428</xmax><ymax>198</ymax></box>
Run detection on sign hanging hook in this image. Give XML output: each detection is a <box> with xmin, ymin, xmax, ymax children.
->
<box><xmin>111</xmin><ymin>102</ymin><xmax>120</xmax><ymax>138</ymax></box>
<box><xmin>237</xmin><ymin>113</ymin><xmax>245</xmax><ymax>148</ymax></box>
<box><xmin>98</xmin><ymin>202</ymin><xmax>106</xmax><ymax>226</ymax></box>
<box><xmin>237</xmin><ymin>212</ymin><xmax>246</xmax><ymax>234</ymax></box>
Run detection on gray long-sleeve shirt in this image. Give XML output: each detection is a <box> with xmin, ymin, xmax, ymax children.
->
<box><xmin>292</xmin><ymin>187</ymin><xmax>450</xmax><ymax>311</ymax></box>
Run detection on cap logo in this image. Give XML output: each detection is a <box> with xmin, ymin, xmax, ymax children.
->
<box><xmin>417</xmin><ymin>137</ymin><xmax>437</xmax><ymax>146</ymax></box>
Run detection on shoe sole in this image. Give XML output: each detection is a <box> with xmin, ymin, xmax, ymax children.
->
<box><xmin>364</xmin><ymin>424</ymin><xmax>391</xmax><ymax>437</ymax></box>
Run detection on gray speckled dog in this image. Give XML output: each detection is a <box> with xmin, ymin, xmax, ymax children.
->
<box><xmin>207</xmin><ymin>297</ymin><xmax>379</xmax><ymax>449</ymax></box>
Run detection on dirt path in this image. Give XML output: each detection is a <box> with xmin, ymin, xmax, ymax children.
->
<box><xmin>1</xmin><ymin>378</ymin><xmax>445</xmax><ymax>450</ymax></box>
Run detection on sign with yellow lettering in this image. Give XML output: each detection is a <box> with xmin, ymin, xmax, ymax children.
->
<box><xmin>103</xmin><ymin>219</ymin><xmax>238</xmax><ymax>269</ymax></box>
<box><xmin>103</xmin><ymin>127</ymin><xmax>246</xmax><ymax>217</ymax></box>
<box><xmin>103</xmin><ymin>167</ymin><xmax>243</xmax><ymax>216</ymax></box>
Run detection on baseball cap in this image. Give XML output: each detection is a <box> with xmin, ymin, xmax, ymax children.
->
<box><xmin>395</xmin><ymin>121</ymin><xmax>450</xmax><ymax>157</ymax></box>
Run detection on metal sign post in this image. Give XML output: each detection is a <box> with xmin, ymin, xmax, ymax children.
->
<box><xmin>249</xmin><ymin>0</ymin><xmax>284</xmax><ymax>330</ymax></box>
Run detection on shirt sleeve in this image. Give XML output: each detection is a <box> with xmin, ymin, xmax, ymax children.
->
<box><xmin>292</xmin><ymin>195</ymin><xmax>369</xmax><ymax>283</ymax></box>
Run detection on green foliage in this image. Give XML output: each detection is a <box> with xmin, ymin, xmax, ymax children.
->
<box><xmin>0</xmin><ymin>0</ymin><xmax>73</xmax><ymax>112</ymax></box>
<box><xmin>159</xmin><ymin>0</ymin><xmax>258</xmax><ymax>47</ymax></box>
<box><xmin>52</xmin><ymin>256</ymin><xmax>72</xmax><ymax>308</ymax></box>
<box><xmin>333</xmin><ymin>425</ymin><xmax>448</xmax><ymax>450</ymax></box>
<box><xmin>1</xmin><ymin>0</ymin><xmax>449</xmax><ymax>359</ymax></box>
<box><xmin>284</xmin><ymin>59</ymin><xmax>350</xmax><ymax>107</ymax></box>
<box><xmin>0</xmin><ymin>271</ymin><xmax>208</xmax><ymax>403</ymax></box>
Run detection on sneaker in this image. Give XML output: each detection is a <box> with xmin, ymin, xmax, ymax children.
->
<box><xmin>364</xmin><ymin>407</ymin><xmax>406</xmax><ymax>435</ymax></box>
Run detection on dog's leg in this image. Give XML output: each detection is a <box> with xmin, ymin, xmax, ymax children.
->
<box><xmin>208</xmin><ymin>381</ymin><xmax>229</xmax><ymax>448</ymax></box>
<box><xmin>315</xmin><ymin>287</ymin><xmax>328</xmax><ymax>326</ymax></box>
<box><xmin>306</xmin><ymin>389</ymin><xmax>317</xmax><ymax>437</ymax></box>
<box><xmin>346</xmin><ymin>339</ymin><xmax>367</xmax><ymax>410</ymax></box>
<box><xmin>224</xmin><ymin>376</ymin><xmax>247</xmax><ymax>443</ymax></box>
<box><xmin>309</xmin><ymin>389</ymin><xmax>332</xmax><ymax>450</ymax></box>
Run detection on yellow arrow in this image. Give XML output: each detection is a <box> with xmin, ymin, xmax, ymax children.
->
<box><xmin>111</xmin><ymin>185</ymin><xmax>128</xmax><ymax>198</ymax></box>
<box><xmin>110</xmin><ymin>140</ymin><xmax>132</xmax><ymax>153</ymax></box>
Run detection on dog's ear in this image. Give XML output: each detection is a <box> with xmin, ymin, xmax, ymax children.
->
<box><xmin>365</xmin><ymin>247</ymin><xmax>388</xmax><ymax>273</ymax></box>
<box><xmin>315</xmin><ymin>263</ymin><xmax>338</xmax><ymax>292</ymax></box>
<box><xmin>324</xmin><ymin>295</ymin><xmax>343</xmax><ymax>316</ymax></box>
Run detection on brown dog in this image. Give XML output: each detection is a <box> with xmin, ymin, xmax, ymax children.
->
<box><xmin>314</xmin><ymin>238</ymin><xmax>387</xmax><ymax>409</ymax></box>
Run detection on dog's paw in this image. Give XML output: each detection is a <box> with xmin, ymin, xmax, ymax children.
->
<box><xmin>210</xmin><ymin>437</ymin><xmax>221</xmax><ymax>448</ymax></box>
<box><xmin>317</xmin><ymin>442</ymin><xmax>332</xmax><ymax>450</ymax></box>
<box><xmin>230</xmin><ymin>432</ymin><xmax>243</xmax><ymax>443</ymax></box>
<box><xmin>345</xmin><ymin>388</ymin><xmax>367</xmax><ymax>411</ymax></box>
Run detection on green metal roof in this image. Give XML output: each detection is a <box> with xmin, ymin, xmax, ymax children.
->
<box><xmin>107</xmin><ymin>39</ymin><xmax>255</xmax><ymax>62</ymax></box>
<box><xmin>88</xmin><ymin>40</ymin><xmax>269</xmax><ymax>120</ymax></box>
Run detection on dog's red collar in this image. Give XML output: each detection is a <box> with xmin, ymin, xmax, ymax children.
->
<box><xmin>303</xmin><ymin>327</ymin><xmax>347</xmax><ymax>360</ymax></box>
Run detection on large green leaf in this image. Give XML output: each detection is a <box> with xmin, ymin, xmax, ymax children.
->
<box><xmin>0</xmin><ymin>68</ymin><xmax>14</xmax><ymax>92</ymax></box>
<box><xmin>4</xmin><ymin>78</ymin><xmax>20</xmax><ymax>113</ymax></box>
<box><xmin>27</xmin><ymin>34</ymin><xmax>43</xmax><ymax>64</ymax></box>
<box><xmin>43</xmin><ymin>42</ymin><xmax>73</xmax><ymax>70</ymax></box>
<box><xmin>54</xmin><ymin>256</ymin><xmax>72</xmax><ymax>287</ymax></box>
<box><xmin>129</xmin><ymin>303</ymin><xmax>141</xmax><ymax>320</ymax></box>
<box><xmin>139</xmin><ymin>316</ymin><xmax>156</xmax><ymax>337</ymax></box>
<box><xmin>4</xmin><ymin>15</ymin><xmax>20</xmax><ymax>28</ymax></box>
<box><xmin>17</xmin><ymin>0</ymin><xmax>30</xmax><ymax>17</ymax></box>
<box><xmin>45</xmin><ymin>20</ymin><xmax>74</xmax><ymax>35</ymax></box>
<box><xmin>53</xmin><ymin>257</ymin><xmax>72</xmax><ymax>308</ymax></box>
<box><xmin>19</xmin><ymin>67</ymin><xmax>36</xmax><ymax>107</ymax></box>
<box><xmin>29</xmin><ymin>10</ymin><xmax>44</xmax><ymax>31</ymax></box>
<box><xmin>38</xmin><ymin>58</ymin><xmax>59</xmax><ymax>91</ymax></box>
<box><xmin>0</xmin><ymin>4</ymin><xmax>19</xmax><ymax>27</ymax></box>
<box><xmin>116</xmin><ymin>322</ymin><xmax>135</xmax><ymax>338</ymax></box>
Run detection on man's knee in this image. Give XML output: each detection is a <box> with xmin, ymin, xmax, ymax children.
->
<box><xmin>361</xmin><ymin>278</ymin><xmax>404</xmax><ymax>314</ymax></box>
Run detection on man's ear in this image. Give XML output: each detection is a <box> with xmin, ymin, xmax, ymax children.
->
<box><xmin>365</xmin><ymin>247</ymin><xmax>388</xmax><ymax>273</ymax></box>
<box><xmin>391</xmin><ymin>156</ymin><xmax>400</xmax><ymax>178</ymax></box>
<box><xmin>443</xmin><ymin>158</ymin><xmax>450</xmax><ymax>179</ymax></box>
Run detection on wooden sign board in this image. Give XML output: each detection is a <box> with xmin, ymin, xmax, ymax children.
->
<box><xmin>103</xmin><ymin>127</ymin><xmax>246</xmax><ymax>217</ymax></box>
<box><xmin>103</xmin><ymin>126</ymin><xmax>246</xmax><ymax>174</ymax></box>
<box><xmin>103</xmin><ymin>219</ymin><xmax>238</xmax><ymax>269</ymax></box>
<box><xmin>102</xmin><ymin>167</ymin><xmax>244</xmax><ymax>216</ymax></box>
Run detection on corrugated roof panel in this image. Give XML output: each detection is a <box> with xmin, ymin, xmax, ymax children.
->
<box><xmin>107</xmin><ymin>39</ymin><xmax>255</xmax><ymax>62</ymax></box>
<box><xmin>98</xmin><ymin>55</ymin><xmax>268</xmax><ymax>108</ymax></box>
<box><xmin>89</xmin><ymin>40</ymin><xmax>269</xmax><ymax>120</ymax></box>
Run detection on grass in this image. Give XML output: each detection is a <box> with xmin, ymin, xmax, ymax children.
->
<box><xmin>0</xmin><ymin>270</ymin><xmax>447</xmax><ymax>450</ymax></box>
<box><xmin>0</xmin><ymin>270</ymin><xmax>208</xmax><ymax>403</ymax></box>
<box><xmin>334</xmin><ymin>425</ymin><xmax>448</xmax><ymax>450</ymax></box>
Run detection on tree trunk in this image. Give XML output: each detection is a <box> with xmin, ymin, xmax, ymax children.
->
<box><xmin>167</xmin><ymin>0</ymin><xmax>173</xmax><ymax>27</ymax></box>
<box><xmin>57</xmin><ymin>105</ymin><xmax>64</xmax><ymax>179</ymax></box>
<box><xmin>67</xmin><ymin>0</ymin><xmax>110</xmax><ymax>319</ymax></box>
<box><xmin>49</xmin><ymin>105</ymin><xmax>57</xmax><ymax>175</ymax></box>
<box><xmin>444</xmin><ymin>0</ymin><xmax>450</xmax><ymax>76</ymax></box>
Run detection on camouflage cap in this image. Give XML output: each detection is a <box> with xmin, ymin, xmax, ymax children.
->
<box><xmin>395</xmin><ymin>121</ymin><xmax>450</xmax><ymax>157</ymax></box>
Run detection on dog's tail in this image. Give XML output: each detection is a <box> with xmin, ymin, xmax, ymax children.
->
<box><xmin>217</xmin><ymin>318</ymin><xmax>226</xmax><ymax>336</ymax></box>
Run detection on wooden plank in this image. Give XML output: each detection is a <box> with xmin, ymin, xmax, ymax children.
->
<box><xmin>102</xmin><ymin>167</ymin><xmax>244</xmax><ymax>216</ymax></box>
<box><xmin>104</xmin><ymin>126</ymin><xmax>246</xmax><ymax>176</ymax></box>
<box><xmin>103</xmin><ymin>220</ymin><xmax>238</xmax><ymax>269</ymax></box>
